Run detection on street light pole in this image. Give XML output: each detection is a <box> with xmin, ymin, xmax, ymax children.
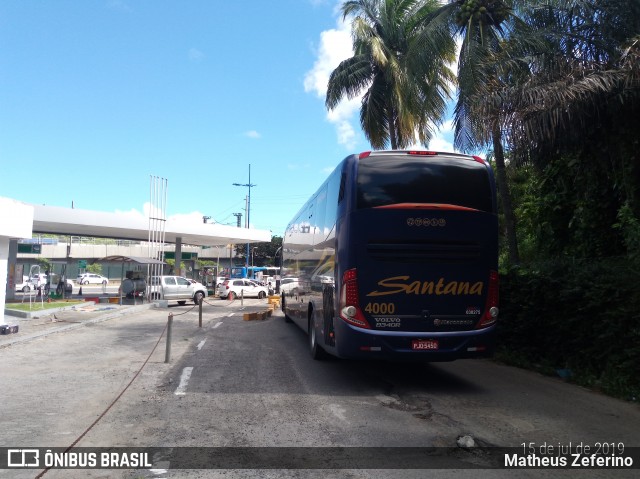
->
<box><xmin>233</xmin><ymin>164</ymin><xmax>256</xmax><ymax>268</ymax></box>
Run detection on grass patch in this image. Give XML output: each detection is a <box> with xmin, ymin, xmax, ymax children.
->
<box><xmin>5</xmin><ymin>301</ymin><xmax>85</xmax><ymax>312</ymax></box>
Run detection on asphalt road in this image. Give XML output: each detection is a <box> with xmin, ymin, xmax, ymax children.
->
<box><xmin>1</xmin><ymin>299</ymin><xmax>638</xmax><ymax>479</ymax></box>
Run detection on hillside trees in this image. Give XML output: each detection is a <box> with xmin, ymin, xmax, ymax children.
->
<box><xmin>477</xmin><ymin>0</ymin><xmax>640</xmax><ymax>259</ymax></box>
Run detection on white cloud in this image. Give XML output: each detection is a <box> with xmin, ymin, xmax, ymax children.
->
<box><xmin>304</xmin><ymin>17</ymin><xmax>362</xmax><ymax>149</ymax></box>
<box><xmin>244</xmin><ymin>130</ymin><xmax>261</xmax><ymax>139</ymax></box>
<box><xmin>428</xmin><ymin>135</ymin><xmax>455</xmax><ymax>152</ymax></box>
<box><xmin>336</xmin><ymin>120</ymin><xmax>356</xmax><ymax>149</ymax></box>
<box><xmin>188</xmin><ymin>48</ymin><xmax>205</xmax><ymax>62</ymax></box>
<box><xmin>114</xmin><ymin>207</ymin><xmax>146</xmax><ymax>220</ymax></box>
<box><xmin>106</xmin><ymin>0</ymin><xmax>132</xmax><ymax>12</ymax></box>
<box><xmin>303</xmin><ymin>20</ymin><xmax>353</xmax><ymax>97</ymax></box>
<box><xmin>115</xmin><ymin>204</ymin><xmax>211</xmax><ymax>225</ymax></box>
<box><xmin>428</xmin><ymin>119</ymin><xmax>456</xmax><ymax>152</ymax></box>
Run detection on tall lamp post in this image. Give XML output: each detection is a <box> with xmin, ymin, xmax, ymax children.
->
<box><xmin>233</xmin><ymin>164</ymin><xmax>256</xmax><ymax>268</ymax></box>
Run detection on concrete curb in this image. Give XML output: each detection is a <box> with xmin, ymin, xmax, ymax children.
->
<box><xmin>0</xmin><ymin>303</ymin><xmax>155</xmax><ymax>349</ymax></box>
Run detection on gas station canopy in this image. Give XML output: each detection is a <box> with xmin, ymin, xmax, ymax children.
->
<box><xmin>30</xmin><ymin>204</ymin><xmax>271</xmax><ymax>246</ymax></box>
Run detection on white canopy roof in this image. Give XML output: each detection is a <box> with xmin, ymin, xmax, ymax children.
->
<box><xmin>30</xmin><ymin>204</ymin><xmax>271</xmax><ymax>246</ymax></box>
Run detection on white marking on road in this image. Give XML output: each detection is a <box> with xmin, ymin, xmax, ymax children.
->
<box><xmin>149</xmin><ymin>468</ymin><xmax>168</xmax><ymax>476</ymax></box>
<box><xmin>197</xmin><ymin>339</ymin><xmax>207</xmax><ymax>350</ymax></box>
<box><xmin>226</xmin><ymin>313</ymin><xmax>234</xmax><ymax>317</ymax></box>
<box><xmin>213</xmin><ymin>321</ymin><xmax>223</xmax><ymax>329</ymax></box>
<box><xmin>174</xmin><ymin>367</ymin><xmax>194</xmax><ymax>396</ymax></box>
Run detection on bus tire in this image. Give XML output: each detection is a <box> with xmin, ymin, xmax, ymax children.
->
<box><xmin>309</xmin><ymin>316</ymin><xmax>327</xmax><ymax>360</ymax></box>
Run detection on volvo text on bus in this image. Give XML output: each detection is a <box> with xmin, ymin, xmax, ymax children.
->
<box><xmin>281</xmin><ymin>150</ymin><xmax>499</xmax><ymax>361</ymax></box>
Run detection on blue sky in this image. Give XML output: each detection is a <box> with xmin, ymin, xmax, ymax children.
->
<box><xmin>0</xmin><ymin>0</ymin><xmax>456</xmax><ymax>239</ymax></box>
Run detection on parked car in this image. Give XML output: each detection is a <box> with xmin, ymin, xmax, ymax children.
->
<box><xmin>76</xmin><ymin>273</ymin><xmax>108</xmax><ymax>285</ymax></box>
<box><xmin>147</xmin><ymin>275</ymin><xmax>208</xmax><ymax>305</ymax></box>
<box><xmin>217</xmin><ymin>279</ymin><xmax>268</xmax><ymax>300</ymax></box>
<box><xmin>29</xmin><ymin>273</ymin><xmax>48</xmax><ymax>288</ymax></box>
<box><xmin>15</xmin><ymin>275</ymin><xmax>31</xmax><ymax>292</ymax></box>
<box><xmin>50</xmin><ymin>274</ymin><xmax>74</xmax><ymax>294</ymax></box>
<box><xmin>280</xmin><ymin>277</ymin><xmax>301</xmax><ymax>296</ymax></box>
<box><xmin>16</xmin><ymin>274</ymin><xmax>72</xmax><ymax>294</ymax></box>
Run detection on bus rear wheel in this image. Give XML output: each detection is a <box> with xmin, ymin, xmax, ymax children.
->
<box><xmin>309</xmin><ymin>317</ymin><xmax>327</xmax><ymax>360</ymax></box>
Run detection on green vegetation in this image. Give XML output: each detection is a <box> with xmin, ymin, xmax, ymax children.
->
<box><xmin>6</xmin><ymin>301</ymin><xmax>85</xmax><ymax>312</ymax></box>
<box><xmin>330</xmin><ymin>0</ymin><xmax>640</xmax><ymax>400</ymax></box>
<box><xmin>234</xmin><ymin>236</ymin><xmax>283</xmax><ymax>266</ymax></box>
<box><xmin>498</xmin><ymin>259</ymin><xmax>640</xmax><ymax>401</ymax></box>
<box><xmin>85</xmin><ymin>263</ymin><xmax>103</xmax><ymax>275</ymax></box>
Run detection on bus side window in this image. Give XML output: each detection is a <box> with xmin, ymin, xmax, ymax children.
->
<box><xmin>338</xmin><ymin>172</ymin><xmax>346</xmax><ymax>203</ymax></box>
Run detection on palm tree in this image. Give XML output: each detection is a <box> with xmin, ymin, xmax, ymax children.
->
<box><xmin>471</xmin><ymin>0</ymin><xmax>640</xmax><ymax>258</ymax></box>
<box><xmin>423</xmin><ymin>0</ymin><xmax>524</xmax><ymax>265</ymax></box>
<box><xmin>326</xmin><ymin>0</ymin><xmax>457</xmax><ymax>149</ymax></box>
<box><xmin>487</xmin><ymin>0</ymin><xmax>640</xmax><ymax>158</ymax></box>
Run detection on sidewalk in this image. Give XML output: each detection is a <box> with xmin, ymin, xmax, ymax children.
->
<box><xmin>1</xmin><ymin>296</ymin><xmax>279</xmax><ymax>349</ymax></box>
<box><xmin>1</xmin><ymin>302</ymin><xmax>155</xmax><ymax>348</ymax></box>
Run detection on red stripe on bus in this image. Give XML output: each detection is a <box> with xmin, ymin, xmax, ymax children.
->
<box><xmin>373</xmin><ymin>203</ymin><xmax>480</xmax><ymax>212</ymax></box>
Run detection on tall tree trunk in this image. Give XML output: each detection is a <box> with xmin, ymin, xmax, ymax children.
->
<box><xmin>492</xmin><ymin>125</ymin><xmax>520</xmax><ymax>265</ymax></box>
<box><xmin>389</xmin><ymin>105</ymin><xmax>398</xmax><ymax>149</ymax></box>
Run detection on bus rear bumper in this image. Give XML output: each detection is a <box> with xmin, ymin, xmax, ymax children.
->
<box><xmin>332</xmin><ymin>322</ymin><xmax>496</xmax><ymax>361</ymax></box>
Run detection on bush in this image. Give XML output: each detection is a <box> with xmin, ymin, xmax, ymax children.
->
<box><xmin>496</xmin><ymin>257</ymin><xmax>640</xmax><ymax>401</ymax></box>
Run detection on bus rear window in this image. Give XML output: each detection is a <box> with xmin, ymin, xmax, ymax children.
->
<box><xmin>356</xmin><ymin>155</ymin><xmax>494</xmax><ymax>212</ymax></box>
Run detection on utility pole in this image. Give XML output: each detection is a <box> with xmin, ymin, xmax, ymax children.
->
<box><xmin>233</xmin><ymin>164</ymin><xmax>257</xmax><ymax>268</ymax></box>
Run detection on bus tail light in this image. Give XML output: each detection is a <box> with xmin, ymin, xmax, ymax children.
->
<box><xmin>339</xmin><ymin>268</ymin><xmax>370</xmax><ymax>329</ymax></box>
<box><xmin>477</xmin><ymin>270</ymin><xmax>499</xmax><ymax>329</ymax></box>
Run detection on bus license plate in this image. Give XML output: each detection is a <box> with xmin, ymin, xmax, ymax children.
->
<box><xmin>412</xmin><ymin>339</ymin><xmax>439</xmax><ymax>350</ymax></box>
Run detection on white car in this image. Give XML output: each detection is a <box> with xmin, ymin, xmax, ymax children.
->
<box><xmin>218</xmin><ymin>279</ymin><xmax>268</xmax><ymax>300</ymax></box>
<box><xmin>15</xmin><ymin>275</ymin><xmax>31</xmax><ymax>292</ymax></box>
<box><xmin>280</xmin><ymin>277</ymin><xmax>301</xmax><ymax>296</ymax></box>
<box><xmin>76</xmin><ymin>273</ymin><xmax>109</xmax><ymax>285</ymax></box>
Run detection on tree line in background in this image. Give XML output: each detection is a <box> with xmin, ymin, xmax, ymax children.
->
<box><xmin>328</xmin><ymin>0</ymin><xmax>640</xmax><ymax>400</ymax></box>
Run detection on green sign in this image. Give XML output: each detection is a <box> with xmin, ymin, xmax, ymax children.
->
<box><xmin>163</xmin><ymin>252</ymin><xmax>197</xmax><ymax>260</ymax></box>
<box><xmin>78</xmin><ymin>260</ymin><xmax>87</xmax><ymax>269</ymax></box>
<box><xmin>17</xmin><ymin>244</ymin><xmax>42</xmax><ymax>254</ymax></box>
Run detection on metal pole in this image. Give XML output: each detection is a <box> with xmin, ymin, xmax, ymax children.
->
<box><xmin>246</xmin><ymin>164</ymin><xmax>250</xmax><ymax>267</ymax></box>
<box><xmin>233</xmin><ymin>165</ymin><xmax>256</xmax><ymax>269</ymax></box>
<box><xmin>199</xmin><ymin>297</ymin><xmax>203</xmax><ymax>328</ymax></box>
<box><xmin>165</xmin><ymin>313</ymin><xmax>173</xmax><ymax>363</ymax></box>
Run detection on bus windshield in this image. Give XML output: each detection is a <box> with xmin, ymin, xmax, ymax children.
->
<box><xmin>356</xmin><ymin>155</ymin><xmax>494</xmax><ymax>212</ymax></box>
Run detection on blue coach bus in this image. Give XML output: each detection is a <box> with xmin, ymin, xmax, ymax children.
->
<box><xmin>281</xmin><ymin>150</ymin><xmax>499</xmax><ymax>361</ymax></box>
